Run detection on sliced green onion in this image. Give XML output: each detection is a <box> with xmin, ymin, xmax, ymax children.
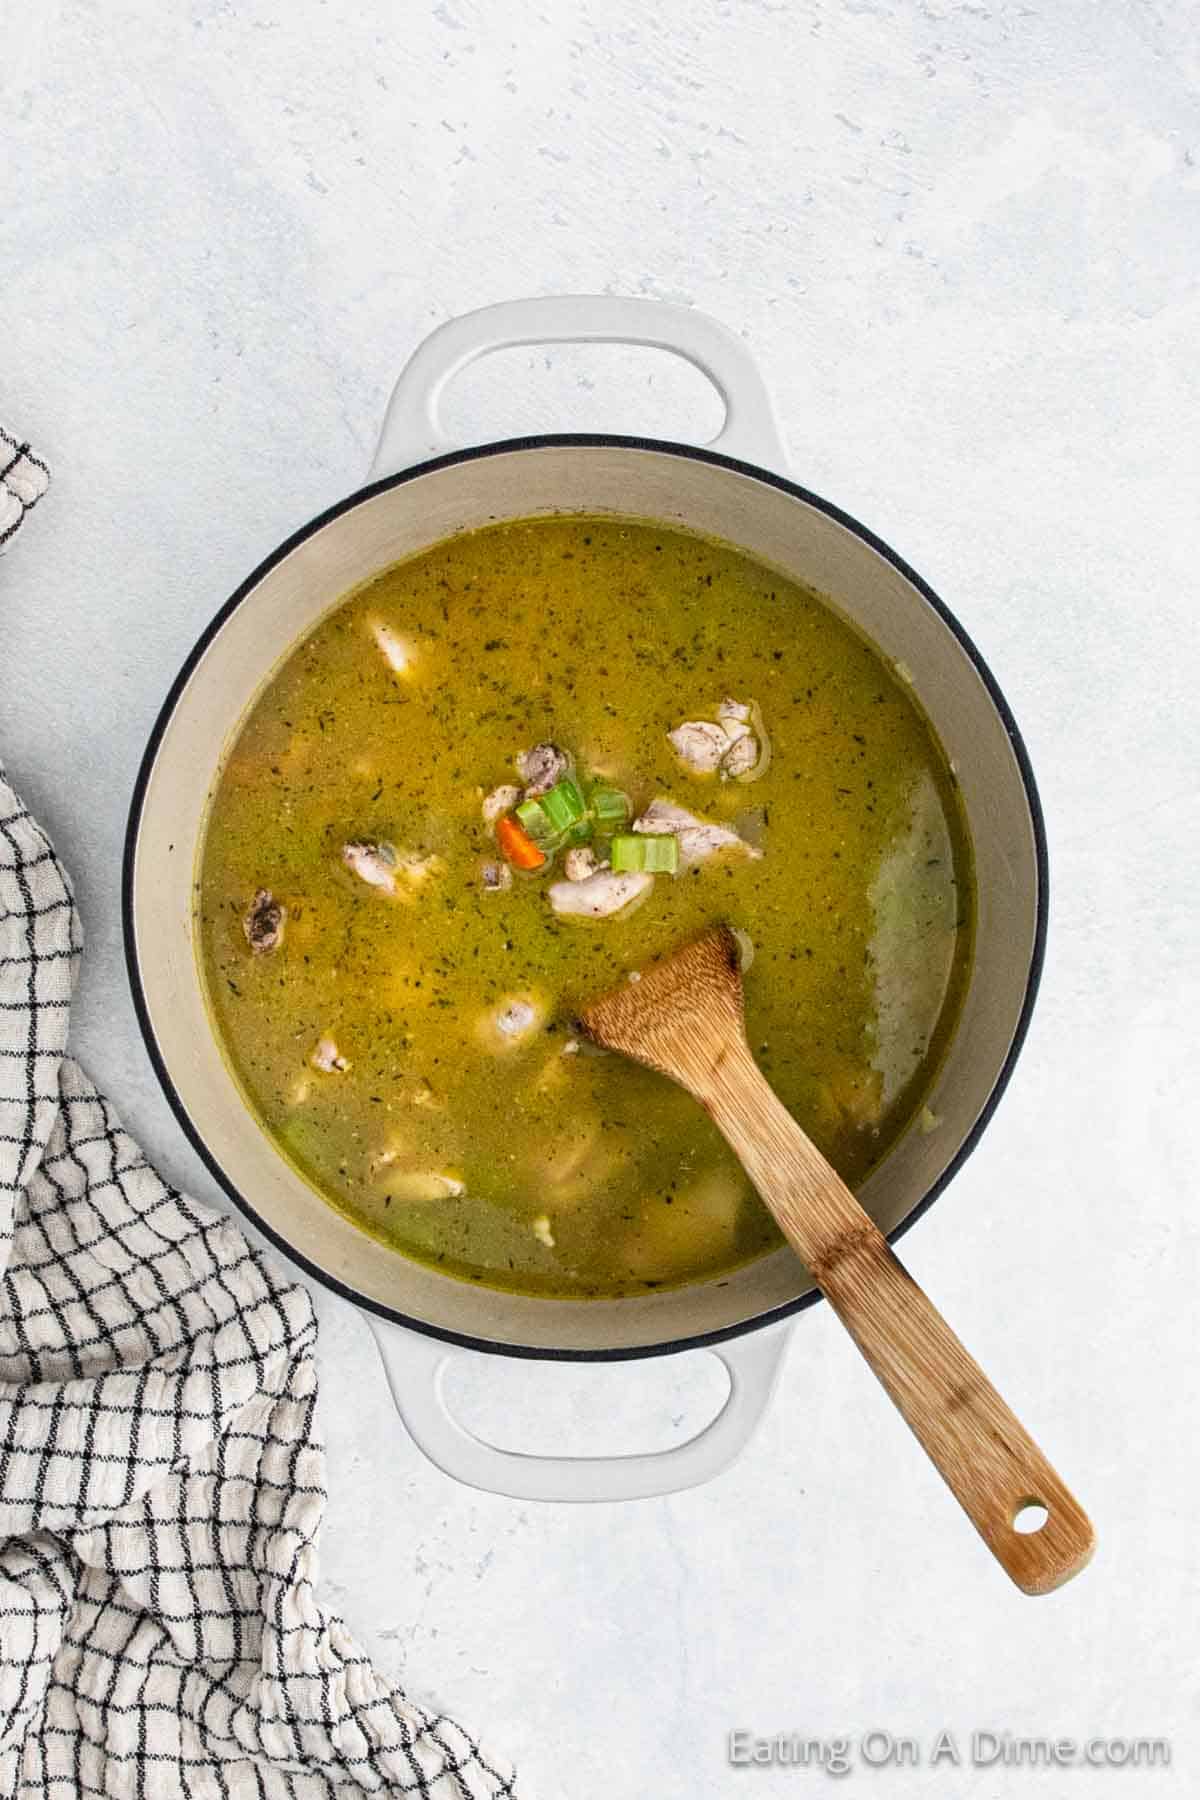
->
<box><xmin>562</xmin><ymin>817</ymin><xmax>594</xmax><ymax>847</ymax></box>
<box><xmin>610</xmin><ymin>832</ymin><xmax>679</xmax><ymax>874</ymax></box>
<box><xmin>540</xmin><ymin>778</ymin><xmax>587</xmax><ymax>833</ymax></box>
<box><xmin>590</xmin><ymin>786</ymin><xmax>631</xmax><ymax>829</ymax></box>
<box><xmin>515</xmin><ymin>797</ymin><xmax>554</xmax><ymax>843</ymax></box>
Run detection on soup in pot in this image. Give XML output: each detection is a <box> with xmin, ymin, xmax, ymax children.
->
<box><xmin>198</xmin><ymin>516</ymin><xmax>973</xmax><ymax>1297</ymax></box>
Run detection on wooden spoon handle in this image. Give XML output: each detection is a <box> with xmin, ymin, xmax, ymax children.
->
<box><xmin>706</xmin><ymin>1045</ymin><xmax>1094</xmax><ymax>1594</ymax></box>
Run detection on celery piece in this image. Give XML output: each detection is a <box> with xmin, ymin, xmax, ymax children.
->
<box><xmin>515</xmin><ymin>796</ymin><xmax>554</xmax><ymax>844</ymax></box>
<box><xmin>540</xmin><ymin>778</ymin><xmax>587</xmax><ymax>833</ymax></box>
<box><xmin>590</xmin><ymin>786</ymin><xmax>631</xmax><ymax>829</ymax></box>
<box><xmin>610</xmin><ymin>833</ymin><xmax>678</xmax><ymax>874</ymax></box>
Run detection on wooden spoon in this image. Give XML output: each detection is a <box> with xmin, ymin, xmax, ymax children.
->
<box><xmin>581</xmin><ymin>925</ymin><xmax>1094</xmax><ymax>1594</ymax></box>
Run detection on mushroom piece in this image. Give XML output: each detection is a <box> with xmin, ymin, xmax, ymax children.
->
<box><xmin>516</xmin><ymin>742</ymin><xmax>570</xmax><ymax>796</ymax></box>
<box><xmin>310</xmin><ymin>1036</ymin><xmax>350</xmax><ymax>1074</ymax></box>
<box><xmin>243</xmin><ymin>888</ymin><xmax>285</xmax><ymax>954</ymax></box>
<box><xmin>480</xmin><ymin>860</ymin><xmax>513</xmax><ymax>892</ymax></box>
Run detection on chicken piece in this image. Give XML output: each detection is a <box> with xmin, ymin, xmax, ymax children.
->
<box><xmin>370</xmin><ymin>1139</ymin><xmax>406</xmax><ymax>1170</ymax></box>
<box><xmin>343</xmin><ymin>840</ymin><xmax>444</xmax><ymax>897</ymax></box>
<box><xmin>530</xmin><ymin>1113</ymin><xmax>630</xmax><ymax>1208</ymax></box>
<box><xmin>498</xmin><ymin>1000</ymin><xmax>536</xmax><ymax>1037</ymax></box>
<box><xmin>547</xmin><ymin>868</ymin><xmax>654</xmax><ymax>919</ymax></box>
<box><xmin>826</xmin><ymin>1062</ymin><xmax>885</xmax><ymax>1129</ymax></box>
<box><xmin>516</xmin><ymin>742</ymin><xmax>570</xmax><ymax>796</ymax></box>
<box><xmin>563</xmin><ymin>845</ymin><xmax>601</xmax><ymax>882</ymax></box>
<box><xmin>397</xmin><ymin>851</ymin><xmax>446</xmax><ymax>886</ymax></box>
<box><xmin>369</xmin><ymin>620</ymin><xmax>413</xmax><ymax>675</ymax></box>
<box><xmin>243</xmin><ymin>888</ymin><xmax>285</xmax><ymax>954</ymax></box>
<box><xmin>722</xmin><ymin>734</ymin><xmax>758</xmax><ymax>779</ymax></box>
<box><xmin>633</xmin><ymin>798</ymin><xmax>761</xmax><ymax>865</ymax></box>
<box><xmin>669</xmin><ymin>699</ymin><xmax>766</xmax><ymax>783</ymax></box>
<box><xmin>533</xmin><ymin>1035</ymin><xmax>585</xmax><ymax>1104</ymax></box>
<box><xmin>667</xmin><ymin>719</ymin><xmax>728</xmax><ymax>776</ymax></box>
<box><xmin>482</xmin><ymin>783</ymin><xmax>521</xmax><ymax>823</ymax></box>
<box><xmin>379</xmin><ymin>1168</ymin><xmax>466</xmax><ymax>1203</ymax></box>
<box><xmin>371</xmin><ymin>1138</ymin><xmax>465</xmax><ymax>1201</ymax></box>
<box><xmin>540</xmin><ymin>1122</ymin><xmax>601</xmax><ymax>1190</ymax></box>
<box><xmin>342</xmin><ymin>839</ymin><xmax>398</xmax><ymax>895</ymax></box>
<box><xmin>480</xmin><ymin>860</ymin><xmax>513</xmax><ymax>892</ymax></box>
<box><xmin>475</xmin><ymin>992</ymin><xmax>547</xmax><ymax>1053</ymax></box>
<box><xmin>621</xmin><ymin>1167</ymin><xmax>745</xmax><ymax>1281</ymax></box>
<box><xmin>310</xmin><ymin>1036</ymin><xmax>350</xmax><ymax>1074</ymax></box>
<box><xmin>717</xmin><ymin>698</ymin><xmax>753</xmax><ymax>763</ymax></box>
<box><xmin>531</xmin><ymin>1048</ymin><xmax>568</xmax><ymax>1097</ymax></box>
<box><xmin>718</xmin><ymin>697</ymin><xmax>768</xmax><ymax>781</ymax></box>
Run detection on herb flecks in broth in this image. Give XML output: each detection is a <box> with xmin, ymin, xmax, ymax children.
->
<box><xmin>198</xmin><ymin>517</ymin><xmax>974</xmax><ymax>1298</ymax></box>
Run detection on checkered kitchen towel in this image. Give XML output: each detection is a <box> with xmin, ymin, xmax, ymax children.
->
<box><xmin>0</xmin><ymin>429</ymin><xmax>518</xmax><ymax>1797</ymax></box>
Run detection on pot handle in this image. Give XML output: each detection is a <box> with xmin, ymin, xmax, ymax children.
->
<box><xmin>368</xmin><ymin>295</ymin><xmax>788</xmax><ymax>478</ymax></box>
<box><xmin>367</xmin><ymin>1316</ymin><xmax>791</xmax><ymax>1502</ymax></box>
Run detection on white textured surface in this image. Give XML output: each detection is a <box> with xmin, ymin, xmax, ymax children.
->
<box><xmin>3</xmin><ymin>4</ymin><xmax>1198</xmax><ymax>1795</ymax></box>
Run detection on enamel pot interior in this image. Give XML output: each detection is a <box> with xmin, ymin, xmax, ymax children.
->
<box><xmin>127</xmin><ymin>439</ymin><xmax>1043</xmax><ymax>1358</ymax></box>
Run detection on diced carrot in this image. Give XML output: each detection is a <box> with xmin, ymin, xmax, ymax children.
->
<box><xmin>496</xmin><ymin>813</ymin><xmax>546</xmax><ymax>871</ymax></box>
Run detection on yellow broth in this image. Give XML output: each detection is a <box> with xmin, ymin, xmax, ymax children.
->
<box><xmin>198</xmin><ymin>516</ymin><xmax>973</xmax><ymax>1297</ymax></box>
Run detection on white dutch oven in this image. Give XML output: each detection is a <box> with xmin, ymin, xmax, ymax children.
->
<box><xmin>125</xmin><ymin>297</ymin><xmax>1046</xmax><ymax>1503</ymax></box>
